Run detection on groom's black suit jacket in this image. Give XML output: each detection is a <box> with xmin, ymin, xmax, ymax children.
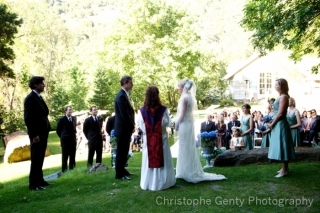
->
<box><xmin>24</xmin><ymin>91</ymin><xmax>50</xmax><ymax>140</ymax></box>
<box><xmin>114</xmin><ymin>89</ymin><xmax>135</xmax><ymax>137</ymax></box>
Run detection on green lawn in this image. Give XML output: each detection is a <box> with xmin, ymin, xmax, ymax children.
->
<box><xmin>0</xmin><ymin>133</ymin><xmax>319</xmax><ymax>212</ymax></box>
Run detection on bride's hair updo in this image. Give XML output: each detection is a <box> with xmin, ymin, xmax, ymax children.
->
<box><xmin>178</xmin><ymin>78</ymin><xmax>193</xmax><ymax>91</ymax></box>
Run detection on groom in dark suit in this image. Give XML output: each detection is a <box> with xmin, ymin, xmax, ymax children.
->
<box><xmin>83</xmin><ymin>106</ymin><xmax>103</xmax><ymax>167</ymax></box>
<box><xmin>114</xmin><ymin>75</ymin><xmax>135</xmax><ymax>180</ymax></box>
<box><xmin>56</xmin><ymin>106</ymin><xmax>77</xmax><ymax>172</ymax></box>
<box><xmin>24</xmin><ymin>76</ymin><xmax>51</xmax><ymax>191</ymax></box>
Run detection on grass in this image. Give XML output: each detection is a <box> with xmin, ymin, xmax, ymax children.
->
<box><xmin>0</xmin><ymin>133</ymin><xmax>319</xmax><ymax>212</ymax></box>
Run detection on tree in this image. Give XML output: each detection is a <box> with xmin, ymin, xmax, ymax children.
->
<box><xmin>100</xmin><ymin>0</ymin><xmax>221</xmax><ymax>109</ymax></box>
<box><xmin>89</xmin><ymin>69</ymin><xmax>121</xmax><ymax>111</ymax></box>
<box><xmin>241</xmin><ymin>0</ymin><xmax>320</xmax><ymax>73</ymax></box>
<box><xmin>0</xmin><ymin>3</ymin><xmax>23</xmax><ymax>78</ymax></box>
<box><xmin>68</xmin><ymin>67</ymin><xmax>88</xmax><ymax>111</ymax></box>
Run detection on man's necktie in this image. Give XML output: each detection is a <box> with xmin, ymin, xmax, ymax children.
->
<box><xmin>68</xmin><ymin>117</ymin><xmax>72</xmax><ymax>122</ymax></box>
<box><xmin>232</xmin><ymin>122</ymin><xmax>235</xmax><ymax>126</ymax></box>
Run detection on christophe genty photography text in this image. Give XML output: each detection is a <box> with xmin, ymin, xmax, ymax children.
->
<box><xmin>156</xmin><ymin>196</ymin><xmax>313</xmax><ymax>208</ymax></box>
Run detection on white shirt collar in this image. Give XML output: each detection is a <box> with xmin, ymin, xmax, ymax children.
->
<box><xmin>122</xmin><ymin>87</ymin><xmax>129</xmax><ymax>97</ymax></box>
<box><xmin>32</xmin><ymin>90</ymin><xmax>41</xmax><ymax>97</ymax></box>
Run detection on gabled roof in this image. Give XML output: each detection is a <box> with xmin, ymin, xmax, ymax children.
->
<box><xmin>222</xmin><ymin>53</ymin><xmax>260</xmax><ymax>80</ymax></box>
<box><xmin>222</xmin><ymin>52</ymin><xmax>320</xmax><ymax>81</ymax></box>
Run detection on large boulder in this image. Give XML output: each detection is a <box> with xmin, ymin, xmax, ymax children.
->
<box><xmin>3</xmin><ymin>132</ymin><xmax>50</xmax><ymax>163</ymax></box>
<box><xmin>213</xmin><ymin>147</ymin><xmax>320</xmax><ymax>167</ymax></box>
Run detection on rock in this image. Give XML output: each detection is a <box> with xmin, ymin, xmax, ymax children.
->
<box><xmin>87</xmin><ymin>163</ymin><xmax>108</xmax><ymax>173</ymax></box>
<box><xmin>44</xmin><ymin>171</ymin><xmax>63</xmax><ymax>181</ymax></box>
<box><xmin>213</xmin><ymin>147</ymin><xmax>320</xmax><ymax>167</ymax></box>
<box><xmin>3</xmin><ymin>132</ymin><xmax>50</xmax><ymax>163</ymax></box>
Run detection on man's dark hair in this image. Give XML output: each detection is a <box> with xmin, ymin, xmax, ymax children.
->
<box><xmin>64</xmin><ymin>106</ymin><xmax>72</xmax><ymax>112</ymax></box>
<box><xmin>120</xmin><ymin>75</ymin><xmax>132</xmax><ymax>86</ymax></box>
<box><xmin>90</xmin><ymin>105</ymin><xmax>97</xmax><ymax>112</ymax></box>
<box><xmin>29</xmin><ymin>76</ymin><xmax>45</xmax><ymax>89</ymax></box>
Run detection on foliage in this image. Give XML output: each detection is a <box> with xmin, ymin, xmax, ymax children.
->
<box><xmin>0</xmin><ymin>107</ymin><xmax>26</xmax><ymax>135</ymax></box>
<box><xmin>0</xmin><ymin>3</ymin><xmax>23</xmax><ymax>78</ymax></box>
<box><xmin>49</xmin><ymin>83</ymin><xmax>70</xmax><ymax>120</ymax></box>
<box><xmin>68</xmin><ymin>66</ymin><xmax>88</xmax><ymax>111</ymax></box>
<box><xmin>110</xmin><ymin>129</ymin><xmax>116</xmax><ymax>148</ymax></box>
<box><xmin>241</xmin><ymin>0</ymin><xmax>320</xmax><ymax>73</ymax></box>
<box><xmin>89</xmin><ymin>69</ymin><xmax>121</xmax><ymax>111</ymax></box>
<box><xmin>219</xmin><ymin>98</ymin><xmax>234</xmax><ymax>107</ymax></box>
<box><xmin>100</xmin><ymin>0</ymin><xmax>224</xmax><ymax>109</ymax></box>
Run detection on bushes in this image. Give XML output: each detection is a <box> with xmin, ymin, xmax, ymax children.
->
<box><xmin>49</xmin><ymin>120</ymin><xmax>58</xmax><ymax>131</ymax></box>
<box><xmin>219</xmin><ymin>99</ymin><xmax>234</xmax><ymax>107</ymax></box>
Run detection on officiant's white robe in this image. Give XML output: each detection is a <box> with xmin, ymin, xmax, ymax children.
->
<box><xmin>137</xmin><ymin>109</ymin><xmax>176</xmax><ymax>191</ymax></box>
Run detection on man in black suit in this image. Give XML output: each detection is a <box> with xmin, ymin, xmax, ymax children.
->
<box><xmin>225</xmin><ymin>114</ymin><xmax>241</xmax><ymax>149</ymax></box>
<box><xmin>56</xmin><ymin>106</ymin><xmax>77</xmax><ymax>172</ymax></box>
<box><xmin>106</xmin><ymin>113</ymin><xmax>115</xmax><ymax>136</ymax></box>
<box><xmin>83</xmin><ymin>106</ymin><xmax>103</xmax><ymax>167</ymax></box>
<box><xmin>114</xmin><ymin>75</ymin><xmax>135</xmax><ymax>180</ymax></box>
<box><xmin>200</xmin><ymin>114</ymin><xmax>216</xmax><ymax>133</ymax></box>
<box><xmin>24</xmin><ymin>76</ymin><xmax>51</xmax><ymax>191</ymax></box>
<box><xmin>300</xmin><ymin>110</ymin><xmax>319</xmax><ymax>147</ymax></box>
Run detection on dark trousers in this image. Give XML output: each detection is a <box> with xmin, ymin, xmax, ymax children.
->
<box><xmin>115</xmin><ymin>134</ymin><xmax>131</xmax><ymax>178</ymax></box>
<box><xmin>61</xmin><ymin>138</ymin><xmax>76</xmax><ymax>172</ymax></box>
<box><xmin>225</xmin><ymin>134</ymin><xmax>231</xmax><ymax>149</ymax></box>
<box><xmin>29</xmin><ymin>138</ymin><xmax>47</xmax><ymax>187</ymax></box>
<box><xmin>87</xmin><ymin>143</ymin><xmax>102</xmax><ymax>167</ymax></box>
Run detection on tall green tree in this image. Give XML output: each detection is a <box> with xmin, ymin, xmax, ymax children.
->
<box><xmin>68</xmin><ymin>67</ymin><xmax>88</xmax><ymax>111</ymax></box>
<box><xmin>0</xmin><ymin>3</ymin><xmax>22</xmax><ymax>78</ymax></box>
<box><xmin>100</xmin><ymin>0</ymin><xmax>212</xmax><ymax>109</ymax></box>
<box><xmin>241</xmin><ymin>0</ymin><xmax>320</xmax><ymax>73</ymax></box>
<box><xmin>89</xmin><ymin>69</ymin><xmax>121</xmax><ymax>111</ymax></box>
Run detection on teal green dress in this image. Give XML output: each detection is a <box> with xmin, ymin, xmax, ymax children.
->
<box><xmin>268</xmin><ymin>96</ymin><xmax>295</xmax><ymax>161</ymax></box>
<box><xmin>261</xmin><ymin>112</ymin><xmax>273</xmax><ymax>148</ymax></box>
<box><xmin>261</xmin><ymin>130</ymin><xmax>271</xmax><ymax>148</ymax></box>
<box><xmin>287</xmin><ymin>109</ymin><xmax>301</xmax><ymax>147</ymax></box>
<box><xmin>240</xmin><ymin>115</ymin><xmax>253</xmax><ymax>150</ymax></box>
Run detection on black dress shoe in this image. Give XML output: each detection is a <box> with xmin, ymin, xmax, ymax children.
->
<box><xmin>41</xmin><ymin>181</ymin><xmax>51</xmax><ymax>187</ymax></box>
<box><xmin>29</xmin><ymin>186</ymin><xmax>46</xmax><ymax>191</ymax></box>
<box><xmin>116</xmin><ymin>176</ymin><xmax>131</xmax><ymax>180</ymax></box>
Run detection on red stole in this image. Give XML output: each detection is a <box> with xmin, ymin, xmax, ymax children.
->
<box><xmin>140</xmin><ymin>106</ymin><xmax>167</xmax><ymax>168</ymax></box>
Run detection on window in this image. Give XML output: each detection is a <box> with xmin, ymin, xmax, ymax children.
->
<box><xmin>259</xmin><ymin>72</ymin><xmax>272</xmax><ymax>95</ymax></box>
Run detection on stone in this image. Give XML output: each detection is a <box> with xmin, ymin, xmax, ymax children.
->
<box><xmin>44</xmin><ymin>171</ymin><xmax>63</xmax><ymax>181</ymax></box>
<box><xmin>3</xmin><ymin>132</ymin><xmax>50</xmax><ymax>163</ymax></box>
<box><xmin>213</xmin><ymin>147</ymin><xmax>320</xmax><ymax>167</ymax></box>
<box><xmin>87</xmin><ymin>163</ymin><xmax>108</xmax><ymax>173</ymax></box>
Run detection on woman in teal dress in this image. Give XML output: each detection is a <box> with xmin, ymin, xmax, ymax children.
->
<box><xmin>287</xmin><ymin>97</ymin><xmax>301</xmax><ymax>147</ymax></box>
<box><xmin>267</xmin><ymin>78</ymin><xmax>295</xmax><ymax>178</ymax></box>
<box><xmin>240</xmin><ymin>104</ymin><xmax>253</xmax><ymax>150</ymax></box>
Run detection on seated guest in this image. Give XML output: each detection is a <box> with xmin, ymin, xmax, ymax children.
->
<box><xmin>230</xmin><ymin>127</ymin><xmax>244</xmax><ymax>150</ymax></box>
<box><xmin>300</xmin><ymin>110</ymin><xmax>318</xmax><ymax>147</ymax></box>
<box><xmin>216</xmin><ymin>115</ymin><xmax>226</xmax><ymax>148</ymax></box>
<box><xmin>200</xmin><ymin>114</ymin><xmax>216</xmax><ymax>133</ymax></box>
<box><xmin>225</xmin><ymin>114</ymin><xmax>241</xmax><ymax>149</ymax></box>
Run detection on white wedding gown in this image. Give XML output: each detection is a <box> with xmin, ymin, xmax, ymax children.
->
<box><xmin>175</xmin><ymin>93</ymin><xmax>226</xmax><ymax>183</ymax></box>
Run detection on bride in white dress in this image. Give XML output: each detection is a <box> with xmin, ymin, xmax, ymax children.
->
<box><xmin>175</xmin><ymin>78</ymin><xmax>226</xmax><ymax>183</ymax></box>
